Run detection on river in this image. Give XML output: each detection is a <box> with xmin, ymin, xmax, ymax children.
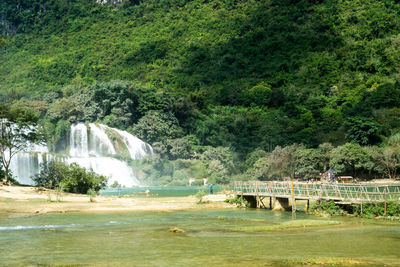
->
<box><xmin>1</xmin><ymin>206</ymin><xmax>399</xmax><ymax>266</ymax></box>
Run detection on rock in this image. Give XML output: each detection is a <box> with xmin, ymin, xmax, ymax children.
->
<box><xmin>168</xmin><ymin>227</ymin><xmax>184</xmax><ymax>233</ymax></box>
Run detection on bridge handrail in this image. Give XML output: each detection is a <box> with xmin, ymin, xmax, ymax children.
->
<box><xmin>233</xmin><ymin>181</ymin><xmax>400</xmax><ymax>202</ymax></box>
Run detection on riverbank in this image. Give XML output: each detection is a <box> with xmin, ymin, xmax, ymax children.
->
<box><xmin>0</xmin><ymin>185</ymin><xmax>233</xmax><ymax>215</ymax></box>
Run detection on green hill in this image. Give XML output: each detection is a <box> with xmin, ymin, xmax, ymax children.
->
<box><xmin>2</xmin><ymin>1</ymin><xmax>400</xmax><ymax>99</ymax></box>
<box><xmin>1</xmin><ymin>0</ymin><xmax>400</xmax><ymax>182</ymax></box>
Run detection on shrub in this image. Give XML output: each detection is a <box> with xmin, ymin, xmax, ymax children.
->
<box><xmin>195</xmin><ymin>189</ymin><xmax>208</xmax><ymax>203</ymax></box>
<box><xmin>353</xmin><ymin>202</ymin><xmax>400</xmax><ymax>218</ymax></box>
<box><xmin>87</xmin><ymin>188</ymin><xmax>97</xmax><ymax>202</ymax></box>
<box><xmin>308</xmin><ymin>200</ymin><xmax>346</xmax><ymax>216</ymax></box>
<box><xmin>225</xmin><ymin>196</ymin><xmax>242</xmax><ymax>205</ymax></box>
<box><xmin>34</xmin><ymin>161</ymin><xmax>107</xmax><ymax>194</ymax></box>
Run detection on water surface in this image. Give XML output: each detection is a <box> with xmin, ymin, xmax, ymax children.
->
<box><xmin>100</xmin><ymin>185</ymin><xmax>224</xmax><ymax>197</ymax></box>
<box><xmin>1</xmin><ymin>208</ymin><xmax>399</xmax><ymax>266</ymax></box>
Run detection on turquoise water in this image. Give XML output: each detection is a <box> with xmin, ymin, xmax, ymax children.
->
<box><xmin>100</xmin><ymin>185</ymin><xmax>225</xmax><ymax>197</ymax></box>
<box><xmin>1</xmin><ymin>209</ymin><xmax>400</xmax><ymax>266</ymax></box>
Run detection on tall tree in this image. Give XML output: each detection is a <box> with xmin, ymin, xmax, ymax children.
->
<box><xmin>377</xmin><ymin>147</ymin><xmax>399</xmax><ymax>180</ymax></box>
<box><xmin>268</xmin><ymin>144</ymin><xmax>305</xmax><ymax>180</ymax></box>
<box><xmin>330</xmin><ymin>143</ymin><xmax>369</xmax><ymax>177</ymax></box>
<box><xmin>0</xmin><ymin>104</ymin><xmax>41</xmax><ymax>184</ymax></box>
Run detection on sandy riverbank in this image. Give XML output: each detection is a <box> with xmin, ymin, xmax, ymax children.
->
<box><xmin>0</xmin><ymin>185</ymin><xmax>233</xmax><ymax>215</ymax></box>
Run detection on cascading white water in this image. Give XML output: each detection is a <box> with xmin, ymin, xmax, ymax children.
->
<box><xmin>114</xmin><ymin>128</ymin><xmax>153</xmax><ymax>159</ymax></box>
<box><xmin>88</xmin><ymin>123</ymin><xmax>116</xmax><ymax>156</ymax></box>
<box><xmin>9</xmin><ymin>123</ymin><xmax>153</xmax><ymax>187</ymax></box>
<box><xmin>69</xmin><ymin>123</ymin><xmax>89</xmax><ymax>157</ymax></box>
<box><xmin>9</xmin><ymin>153</ymin><xmax>41</xmax><ymax>185</ymax></box>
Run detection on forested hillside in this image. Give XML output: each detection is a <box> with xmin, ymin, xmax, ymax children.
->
<box><xmin>1</xmin><ymin>0</ymin><xmax>399</xmax><ymax>183</ymax></box>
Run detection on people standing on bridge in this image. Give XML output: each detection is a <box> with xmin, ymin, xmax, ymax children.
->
<box><xmin>210</xmin><ymin>184</ymin><xmax>213</xmax><ymax>194</ymax></box>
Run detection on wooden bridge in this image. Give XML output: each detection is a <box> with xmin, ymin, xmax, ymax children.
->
<box><xmin>233</xmin><ymin>181</ymin><xmax>400</xmax><ymax>213</ymax></box>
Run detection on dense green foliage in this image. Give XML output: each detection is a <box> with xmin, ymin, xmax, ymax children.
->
<box><xmin>34</xmin><ymin>161</ymin><xmax>107</xmax><ymax>193</ymax></box>
<box><xmin>1</xmin><ymin>0</ymin><xmax>400</xmax><ymax>184</ymax></box>
<box><xmin>310</xmin><ymin>200</ymin><xmax>400</xmax><ymax>218</ymax></box>
<box><xmin>309</xmin><ymin>200</ymin><xmax>347</xmax><ymax>216</ymax></box>
<box><xmin>354</xmin><ymin>201</ymin><xmax>400</xmax><ymax>218</ymax></box>
<box><xmin>225</xmin><ymin>196</ymin><xmax>249</xmax><ymax>207</ymax></box>
<box><xmin>249</xmin><ymin>141</ymin><xmax>400</xmax><ymax>180</ymax></box>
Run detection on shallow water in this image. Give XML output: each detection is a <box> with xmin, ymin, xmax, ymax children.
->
<box><xmin>100</xmin><ymin>185</ymin><xmax>225</xmax><ymax>197</ymax></box>
<box><xmin>0</xmin><ymin>208</ymin><xmax>399</xmax><ymax>266</ymax></box>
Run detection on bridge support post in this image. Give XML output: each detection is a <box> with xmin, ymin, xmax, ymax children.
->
<box><xmin>240</xmin><ymin>181</ymin><xmax>244</xmax><ymax>207</ymax></box>
<box><xmin>384</xmin><ymin>188</ymin><xmax>387</xmax><ymax>215</ymax></box>
<box><xmin>256</xmin><ymin>182</ymin><xmax>259</xmax><ymax>208</ymax></box>
<box><xmin>273</xmin><ymin>197</ymin><xmax>289</xmax><ymax>211</ymax></box>
<box><xmin>269</xmin><ymin>197</ymin><xmax>272</xmax><ymax>209</ymax></box>
<box><xmin>292</xmin><ymin>198</ymin><xmax>296</xmax><ymax>214</ymax></box>
<box><xmin>291</xmin><ymin>182</ymin><xmax>296</xmax><ymax>214</ymax></box>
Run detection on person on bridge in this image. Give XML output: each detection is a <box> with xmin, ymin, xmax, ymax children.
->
<box><xmin>210</xmin><ymin>184</ymin><xmax>213</xmax><ymax>194</ymax></box>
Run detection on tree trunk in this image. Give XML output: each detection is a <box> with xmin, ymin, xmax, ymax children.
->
<box><xmin>3</xmin><ymin>166</ymin><xmax>9</xmax><ymax>184</ymax></box>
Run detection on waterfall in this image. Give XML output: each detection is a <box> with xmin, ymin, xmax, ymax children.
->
<box><xmin>114</xmin><ymin>128</ymin><xmax>153</xmax><ymax>159</ymax></box>
<box><xmin>69</xmin><ymin>123</ymin><xmax>89</xmax><ymax>157</ymax></box>
<box><xmin>9</xmin><ymin>153</ymin><xmax>41</xmax><ymax>185</ymax></box>
<box><xmin>88</xmin><ymin>123</ymin><xmax>116</xmax><ymax>156</ymax></box>
<box><xmin>9</xmin><ymin>123</ymin><xmax>153</xmax><ymax>187</ymax></box>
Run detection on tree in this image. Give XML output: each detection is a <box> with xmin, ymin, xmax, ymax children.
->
<box><xmin>295</xmin><ymin>148</ymin><xmax>323</xmax><ymax>179</ymax></box>
<box><xmin>330</xmin><ymin>143</ymin><xmax>369</xmax><ymax>177</ymax></box>
<box><xmin>167</xmin><ymin>137</ymin><xmax>193</xmax><ymax>160</ymax></box>
<box><xmin>376</xmin><ymin>147</ymin><xmax>400</xmax><ymax>179</ymax></box>
<box><xmin>318</xmin><ymin>143</ymin><xmax>334</xmax><ymax>172</ymax></box>
<box><xmin>0</xmin><ymin>104</ymin><xmax>42</xmax><ymax>184</ymax></box>
<box><xmin>207</xmin><ymin>160</ymin><xmax>229</xmax><ymax>184</ymax></box>
<box><xmin>241</xmin><ymin>82</ymin><xmax>272</xmax><ymax>106</ymax></box>
<box><xmin>34</xmin><ymin>161</ymin><xmax>107</xmax><ymax>194</ymax></box>
<box><xmin>267</xmin><ymin>144</ymin><xmax>305</xmax><ymax>180</ymax></box>
<box><xmin>343</xmin><ymin>117</ymin><xmax>382</xmax><ymax>145</ymax></box>
<box><xmin>46</xmin><ymin>98</ymin><xmax>81</xmax><ymax>122</ymax></box>
<box><xmin>200</xmin><ymin>146</ymin><xmax>234</xmax><ymax>174</ymax></box>
<box><xmin>387</xmin><ymin>133</ymin><xmax>400</xmax><ymax>147</ymax></box>
<box><xmin>130</xmin><ymin>111</ymin><xmax>183</xmax><ymax>144</ymax></box>
<box><xmin>243</xmin><ymin>149</ymin><xmax>268</xmax><ymax>171</ymax></box>
<box><xmin>250</xmin><ymin>157</ymin><xmax>270</xmax><ymax>180</ymax></box>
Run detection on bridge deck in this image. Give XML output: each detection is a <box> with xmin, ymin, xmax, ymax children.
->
<box><xmin>234</xmin><ymin>181</ymin><xmax>400</xmax><ymax>203</ymax></box>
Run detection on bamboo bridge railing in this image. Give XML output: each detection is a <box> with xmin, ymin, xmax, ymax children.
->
<box><xmin>234</xmin><ymin>181</ymin><xmax>400</xmax><ymax>203</ymax></box>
